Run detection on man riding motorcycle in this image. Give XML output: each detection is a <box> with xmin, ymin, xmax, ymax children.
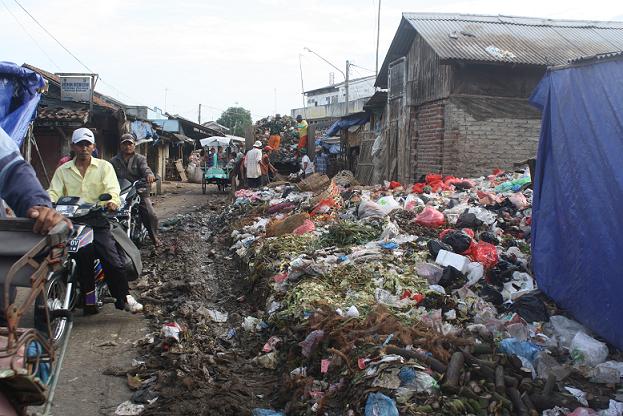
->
<box><xmin>110</xmin><ymin>133</ymin><xmax>161</xmax><ymax>246</ymax></box>
<box><xmin>47</xmin><ymin>128</ymin><xmax>143</xmax><ymax>314</ymax></box>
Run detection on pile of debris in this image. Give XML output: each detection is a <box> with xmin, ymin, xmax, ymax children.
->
<box><xmin>254</xmin><ymin>115</ymin><xmax>300</xmax><ymax>171</ymax></box>
<box><xmin>225</xmin><ymin>170</ymin><xmax>622</xmax><ymax>415</ymax></box>
<box><xmin>127</xmin><ymin>170</ymin><xmax>623</xmax><ymax>416</ymax></box>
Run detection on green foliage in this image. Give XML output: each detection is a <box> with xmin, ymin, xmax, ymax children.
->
<box><xmin>216</xmin><ymin>107</ymin><xmax>252</xmax><ymax>136</ymax></box>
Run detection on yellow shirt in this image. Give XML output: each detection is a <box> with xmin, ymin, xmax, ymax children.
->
<box><xmin>48</xmin><ymin>158</ymin><xmax>121</xmax><ymax>206</ymax></box>
<box><xmin>297</xmin><ymin>119</ymin><xmax>309</xmax><ymax>137</ymax></box>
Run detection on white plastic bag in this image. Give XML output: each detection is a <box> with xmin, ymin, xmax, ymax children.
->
<box><xmin>377</xmin><ymin>196</ymin><xmax>401</xmax><ymax>215</ymax></box>
<box><xmin>570</xmin><ymin>331</ymin><xmax>609</xmax><ymax>366</ymax></box>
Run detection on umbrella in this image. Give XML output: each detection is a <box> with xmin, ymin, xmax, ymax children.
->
<box><xmin>200</xmin><ymin>136</ymin><xmax>230</xmax><ymax>148</ymax></box>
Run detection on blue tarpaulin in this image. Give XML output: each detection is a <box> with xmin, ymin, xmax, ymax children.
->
<box><xmin>529</xmin><ymin>56</ymin><xmax>623</xmax><ymax>349</ymax></box>
<box><xmin>0</xmin><ymin>62</ymin><xmax>45</xmax><ymax>146</ymax></box>
<box><xmin>324</xmin><ymin>112</ymin><xmax>370</xmax><ymax>138</ymax></box>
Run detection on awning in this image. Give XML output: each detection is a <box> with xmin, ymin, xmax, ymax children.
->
<box><xmin>324</xmin><ymin>112</ymin><xmax>370</xmax><ymax>137</ymax></box>
<box><xmin>200</xmin><ymin>136</ymin><xmax>231</xmax><ymax>148</ymax></box>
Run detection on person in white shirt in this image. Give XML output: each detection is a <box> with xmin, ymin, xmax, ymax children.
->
<box><xmin>245</xmin><ymin>141</ymin><xmax>263</xmax><ymax>188</ymax></box>
<box><xmin>300</xmin><ymin>148</ymin><xmax>314</xmax><ymax>178</ymax></box>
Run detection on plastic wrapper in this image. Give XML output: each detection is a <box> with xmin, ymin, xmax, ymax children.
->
<box><xmin>293</xmin><ymin>219</ymin><xmax>316</xmax><ymax>235</ymax></box>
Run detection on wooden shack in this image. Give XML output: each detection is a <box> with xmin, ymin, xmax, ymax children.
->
<box><xmin>372</xmin><ymin>13</ymin><xmax>623</xmax><ymax>183</ymax></box>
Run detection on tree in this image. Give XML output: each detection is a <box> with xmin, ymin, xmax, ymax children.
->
<box><xmin>216</xmin><ymin>107</ymin><xmax>252</xmax><ymax>137</ymax></box>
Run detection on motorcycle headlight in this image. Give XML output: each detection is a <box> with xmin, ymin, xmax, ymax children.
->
<box><xmin>74</xmin><ymin>208</ymin><xmax>90</xmax><ymax>217</ymax></box>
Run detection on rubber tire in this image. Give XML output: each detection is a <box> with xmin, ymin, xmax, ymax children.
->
<box><xmin>45</xmin><ymin>272</ymin><xmax>73</xmax><ymax>345</ymax></box>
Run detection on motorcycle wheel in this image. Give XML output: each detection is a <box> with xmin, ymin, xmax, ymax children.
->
<box><xmin>129</xmin><ymin>214</ymin><xmax>148</xmax><ymax>246</ymax></box>
<box><xmin>45</xmin><ymin>272</ymin><xmax>74</xmax><ymax>345</ymax></box>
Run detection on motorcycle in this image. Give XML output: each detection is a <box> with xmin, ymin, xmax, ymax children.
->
<box><xmin>117</xmin><ymin>178</ymin><xmax>148</xmax><ymax>246</ymax></box>
<box><xmin>47</xmin><ymin>194</ymin><xmax>142</xmax><ymax>342</ymax></box>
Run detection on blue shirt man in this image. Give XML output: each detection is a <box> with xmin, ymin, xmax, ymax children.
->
<box><xmin>0</xmin><ymin>126</ymin><xmax>64</xmax><ymax>233</ymax></box>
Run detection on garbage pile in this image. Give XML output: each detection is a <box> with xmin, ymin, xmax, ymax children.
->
<box><xmin>254</xmin><ymin>115</ymin><xmax>300</xmax><ymax>171</ymax></box>
<box><xmin>224</xmin><ymin>171</ymin><xmax>623</xmax><ymax>415</ymax></box>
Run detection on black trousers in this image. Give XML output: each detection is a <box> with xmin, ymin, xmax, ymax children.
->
<box><xmin>138</xmin><ymin>196</ymin><xmax>159</xmax><ymax>242</ymax></box>
<box><xmin>247</xmin><ymin>177</ymin><xmax>261</xmax><ymax>188</ymax></box>
<box><xmin>77</xmin><ymin>227</ymin><xmax>130</xmax><ymax>309</ymax></box>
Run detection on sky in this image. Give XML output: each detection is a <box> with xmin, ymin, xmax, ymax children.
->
<box><xmin>2</xmin><ymin>0</ymin><xmax>623</xmax><ymax>122</ymax></box>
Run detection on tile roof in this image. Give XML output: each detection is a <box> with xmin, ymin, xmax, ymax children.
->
<box><xmin>37</xmin><ymin>106</ymin><xmax>89</xmax><ymax>124</ymax></box>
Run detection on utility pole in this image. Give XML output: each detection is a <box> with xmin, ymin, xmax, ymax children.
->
<box><xmin>345</xmin><ymin>60</ymin><xmax>350</xmax><ymax>116</ymax></box>
<box><xmin>198</xmin><ymin>103</ymin><xmax>202</xmax><ymax>124</ymax></box>
<box><xmin>376</xmin><ymin>0</ymin><xmax>382</xmax><ymax>76</ymax></box>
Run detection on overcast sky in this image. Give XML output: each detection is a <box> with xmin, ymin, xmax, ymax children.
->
<box><xmin>2</xmin><ymin>0</ymin><xmax>622</xmax><ymax>122</ymax></box>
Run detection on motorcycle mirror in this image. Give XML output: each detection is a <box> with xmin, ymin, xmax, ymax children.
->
<box><xmin>99</xmin><ymin>193</ymin><xmax>112</xmax><ymax>202</ymax></box>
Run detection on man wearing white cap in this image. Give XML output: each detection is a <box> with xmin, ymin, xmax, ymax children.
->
<box><xmin>48</xmin><ymin>128</ymin><xmax>143</xmax><ymax>314</ymax></box>
<box><xmin>245</xmin><ymin>141</ymin><xmax>263</xmax><ymax>188</ymax></box>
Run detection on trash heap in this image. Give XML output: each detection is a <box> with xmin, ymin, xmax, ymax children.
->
<box><xmin>226</xmin><ymin>170</ymin><xmax>623</xmax><ymax>416</ymax></box>
<box><xmin>254</xmin><ymin>115</ymin><xmax>300</xmax><ymax>170</ymax></box>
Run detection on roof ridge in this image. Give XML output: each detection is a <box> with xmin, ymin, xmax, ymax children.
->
<box><xmin>402</xmin><ymin>12</ymin><xmax>623</xmax><ymax>27</ymax></box>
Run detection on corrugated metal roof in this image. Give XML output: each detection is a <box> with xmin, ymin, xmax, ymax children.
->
<box><xmin>377</xmin><ymin>13</ymin><xmax>623</xmax><ymax>87</ymax></box>
<box><xmin>403</xmin><ymin>13</ymin><xmax>623</xmax><ymax>65</ymax></box>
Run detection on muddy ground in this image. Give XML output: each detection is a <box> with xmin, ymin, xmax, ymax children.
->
<box><xmin>134</xmin><ymin>200</ymin><xmax>282</xmax><ymax>415</ymax></box>
<box><xmin>47</xmin><ymin>183</ymin><xmax>234</xmax><ymax>416</ymax></box>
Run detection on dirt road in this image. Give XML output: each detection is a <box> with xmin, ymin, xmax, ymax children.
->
<box><xmin>48</xmin><ymin>183</ymin><xmax>224</xmax><ymax>416</ymax></box>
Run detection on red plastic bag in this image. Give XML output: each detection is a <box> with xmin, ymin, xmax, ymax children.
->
<box><xmin>439</xmin><ymin>228</ymin><xmax>454</xmax><ymax>240</ymax></box>
<box><xmin>293</xmin><ymin>219</ymin><xmax>316</xmax><ymax>235</ymax></box>
<box><xmin>412</xmin><ymin>183</ymin><xmax>426</xmax><ymax>194</ymax></box>
<box><xmin>415</xmin><ymin>206</ymin><xmax>445</xmax><ymax>228</ymax></box>
<box><xmin>311</xmin><ymin>199</ymin><xmax>337</xmax><ymax>216</ymax></box>
<box><xmin>388</xmin><ymin>181</ymin><xmax>402</xmax><ymax>189</ymax></box>
<box><xmin>462</xmin><ymin>228</ymin><xmax>475</xmax><ymax>238</ymax></box>
<box><xmin>465</xmin><ymin>241</ymin><xmax>499</xmax><ymax>269</ymax></box>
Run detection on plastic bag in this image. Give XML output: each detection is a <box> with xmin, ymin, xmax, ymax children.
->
<box><xmin>549</xmin><ymin>315</ymin><xmax>588</xmax><ymax>349</ymax></box>
<box><xmin>415</xmin><ymin>206</ymin><xmax>445</xmax><ymax>228</ymax></box>
<box><xmin>365</xmin><ymin>392</ymin><xmax>399</xmax><ymax>416</ymax></box>
<box><xmin>508</xmin><ymin>192</ymin><xmax>529</xmax><ymax>210</ymax></box>
<box><xmin>310</xmin><ymin>198</ymin><xmax>338</xmax><ymax>216</ymax></box>
<box><xmin>442</xmin><ymin>230</ymin><xmax>472</xmax><ymax>254</ymax></box>
<box><xmin>358</xmin><ymin>200</ymin><xmax>386</xmax><ymax>219</ymax></box>
<box><xmin>465</xmin><ymin>262</ymin><xmax>484</xmax><ymax>286</ymax></box>
<box><xmin>252</xmin><ymin>410</ymin><xmax>285</xmax><ymax>416</ymax></box>
<box><xmin>438</xmin><ymin>266</ymin><xmax>467</xmax><ymax>290</ymax></box>
<box><xmin>570</xmin><ymin>331</ymin><xmax>609</xmax><ymax>366</ymax></box>
<box><xmin>380</xmin><ymin>221</ymin><xmax>400</xmax><ymax>241</ymax></box>
<box><xmin>427</xmin><ymin>240</ymin><xmax>453</xmax><ymax>259</ymax></box>
<box><xmin>293</xmin><ymin>219</ymin><xmax>316</xmax><ymax>235</ymax></box>
<box><xmin>498</xmin><ymin>338</ymin><xmax>542</xmax><ymax>363</ymax></box>
<box><xmin>465</xmin><ymin>241</ymin><xmax>499</xmax><ymax>269</ymax></box>
<box><xmin>456</xmin><ymin>210</ymin><xmax>483</xmax><ymax>229</ymax></box>
<box><xmin>377</xmin><ymin>196</ymin><xmax>401</xmax><ymax>215</ymax></box>
<box><xmin>508</xmin><ymin>294</ymin><xmax>548</xmax><ymax>323</ymax></box>
<box><xmin>415</xmin><ymin>262</ymin><xmax>444</xmax><ymax>284</ymax></box>
<box><xmin>404</xmin><ymin>194</ymin><xmax>423</xmax><ymax>211</ymax></box>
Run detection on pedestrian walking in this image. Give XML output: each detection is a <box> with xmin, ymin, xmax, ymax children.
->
<box><xmin>245</xmin><ymin>141</ymin><xmax>263</xmax><ymax>188</ymax></box>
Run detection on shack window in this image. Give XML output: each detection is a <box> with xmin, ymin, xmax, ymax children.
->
<box><xmin>388</xmin><ymin>57</ymin><xmax>406</xmax><ymax>100</ymax></box>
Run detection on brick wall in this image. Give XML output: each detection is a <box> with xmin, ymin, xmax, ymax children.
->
<box><xmin>412</xmin><ymin>100</ymin><xmax>447</xmax><ymax>179</ymax></box>
<box><xmin>409</xmin><ymin>98</ymin><xmax>541</xmax><ymax>179</ymax></box>
<box><xmin>445</xmin><ymin>100</ymin><xmax>541</xmax><ymax>177</ymax></box>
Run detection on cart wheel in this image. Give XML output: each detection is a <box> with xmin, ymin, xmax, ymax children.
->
<box><xmin>202</xmin><ymin>179</ymin><xmax>207</xmax><ymax>194</ymax></box>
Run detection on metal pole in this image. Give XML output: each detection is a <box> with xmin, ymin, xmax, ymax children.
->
<box><xmin>26</xmin><ymin>124</ymin><xmax>33</xmax><ymax>163</ymax></box>
<box><xmin>299</xmin><ymin>54</ymin><xmax>307</xmax><ymax>119</ymax></box>
<box><xmin>376</xmin><ymin>0</ymin><xmax>382</xmax><ymax>77</ymax></box>
<box><xmin>345</xmin><ymin>60</ymin><xmax>350</xmax><ymax>116</ymax></box>
<box><xmin>198</xmin><ymin>103</ymin><xmax>202</xmax><ymax>124</ymax></box>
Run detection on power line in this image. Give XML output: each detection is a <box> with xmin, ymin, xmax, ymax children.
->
<box><xmin>1</xmin><ymin>0</ymin><xmax>60</xmax><ymax>70</ymax></box>
<box><xmin>13</xmin><ymin>0</ymin><xmax>96</xmax><ymax>74</ymax></box>
<box><xmin>350</xmin><ymin>63</ymin><xmax>376</xmax><ymax>73</ymax></box>
<box><xmin>12</xmin><ymin>0</ymin><xmax>151</xmax><ymax>108</ymax></box>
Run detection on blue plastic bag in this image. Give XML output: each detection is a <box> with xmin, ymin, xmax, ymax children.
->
<box><xmin>252</xmin><ymin>409</ymin><xmax>285</xmax><ymax>416</ymax></box>
<box><xmin>365</xmin><ymin>392</ymin><xmax>399</xmax><ymax>416</ymax></box>
<box><xmin>498</xmin><ymin>338</ymin><xmax>542</xmax><ymax>363</ymax></box>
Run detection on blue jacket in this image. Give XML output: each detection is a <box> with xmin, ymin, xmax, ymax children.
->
<box><xmin>0</xmin><ymin>127</ymin><xmax>51</xmax><ymax>216</ymax></box>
